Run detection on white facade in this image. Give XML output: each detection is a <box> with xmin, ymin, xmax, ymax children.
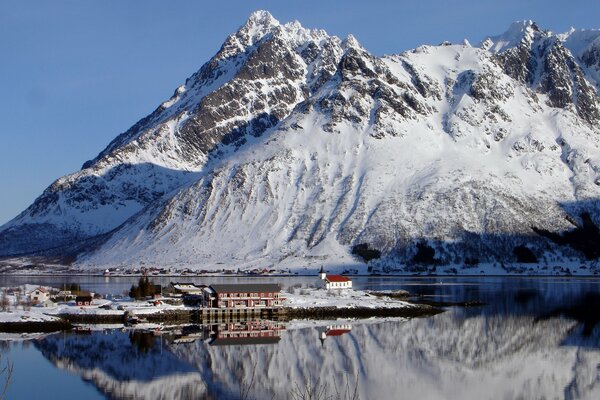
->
<box><xmin>318</xmin><ymin>269</ymin><xmax>352</xmax><ymax>290</ymax></box>
<box><xmin>28</xmin><ymin>287</ymin><xmax>49</xmax><ymax>303</ymax></box>
<box><xmin>324</xmin><ymin>278</ymin><xmax>352</xmax><ymax>290</ymax></box>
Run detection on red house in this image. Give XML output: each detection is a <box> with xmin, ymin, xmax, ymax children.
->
<box><xmin>203</xmin><ymin>284</ymin><xmax>284</xmax><ymax>308</ymax></box>
<box><xmin>76</xmin><ymin>295</ymin><xmax>92</xmax><ymax>306</ymax></box>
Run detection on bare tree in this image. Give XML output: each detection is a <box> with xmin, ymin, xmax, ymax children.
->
<box><xmin>238</xmin><ymin>363</ymin><xmax>257</xmax><ymax>400</ymax></box>
<box><xmin>290</xmin><ymin>374</ymin><xmax>329</xmax><ymax>400</ymax></box>
<box><xmin>237</xmin><ymin>362</ymin><xmax>360</xmax><ymax>400</ymax></box>
<box><xmin>0</xmin><ymin>293</ymin><xmax>9</xmax><ymax>312</ymax></box>
<box><xmin>290</xmin><ymin>372</ymin><xmax>360</xmax><ymax>400</ymax></box>
<box><xmin>0</xmin><ymin>356</ymin><xmax>13</xmax><ymax>400</ymax></box>
<box><xmin>332</xmin><ymin>373</ymin><xmax>360</xmax><ymax>400</ymax></box>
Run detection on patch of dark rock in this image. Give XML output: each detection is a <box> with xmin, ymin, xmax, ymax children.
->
<box><xmin>58</xmin><ymin>310</ymin><xmax>195</xmax><ymax>325</ymax></box>
<box><xmin>59</xmin><ymin>314</ymin><xmax>127</xmax><ymax>325</ymax></box>
<box><xmin>406</xmin><ymin>298</ymin><xmax>486</xmax><ymax>308</ymax></box>
<box><xmin>533</xmin><ymin>212</ymin><xmax>600</xmax><ymax>259</ymax></box>
<box><xmin>367</xmin><ymin>290</ymin><xmax>410</xmax><ymax>299</ymax></box>
<box><xmin>411</xmin><ymin>241</ymin><xmax>439</xmax><ymax>265</ymax></box>
<box><xmin>351</xmin><ymin>243</ymin><xmax>381</xmax><ymax>263</ymax></box>
<box><xmin>513</xmin><ymin>245</ymin><xmax>538</xmax><ymax>263</ymax></box>
<box><xmin>464</xmin><ymin>257</ymin><xmax>479</xmax><ymax>266</ymax></box>
<box><xmin>0</xmin><ymin>320</ymin><xmax>72</xmax><ymax>333</ymax></box>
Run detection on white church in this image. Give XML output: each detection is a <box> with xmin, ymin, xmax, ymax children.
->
<box><xmin>318</xmin><ymin>266</ymin><xmax>352</xmax><ymax>290</ymax></box>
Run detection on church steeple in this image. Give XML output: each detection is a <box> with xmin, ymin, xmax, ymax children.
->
<box><xmin>319</xmin><ymin>266</ymin><xmax>326</xmax><ymax>280</ymax></box>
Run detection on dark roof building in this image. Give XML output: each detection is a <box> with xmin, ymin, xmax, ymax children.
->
<box><xmin>204</xmin><ymin>283</ymin><xmax>284</xmax><ymax>308</ymax></box>
<box><xmin>209</xmin><ymin>283</ymin><xmax>281</xmax><ymax>293</ymax></box>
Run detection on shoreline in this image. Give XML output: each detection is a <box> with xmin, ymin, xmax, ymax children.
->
<box><xmin>0</xmin><ymin>302</ymin><xmax>442</xmax><ymax>333</ymax></box>
<box><xmin>1</xmin><ymin>272</ymin><xmax>599</xmax><ymax>278</ymax></box>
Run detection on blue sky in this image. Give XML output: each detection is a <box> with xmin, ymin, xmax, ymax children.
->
<box><xmin>1</xmin><ymin>0</ymin><xmax>598</xmax><ymax>224</ymax></box>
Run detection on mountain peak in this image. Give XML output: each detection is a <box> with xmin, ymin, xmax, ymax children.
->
<box><xmin>482</xmin><ymin>20</ymin><xmax>542</xmax><ymax>53</ymax></box>
<box><xmin>343</xmin><ymin>34</ymin><xmax>365</xmax><ymax>51</ymax></box>
<box><xmin>237</xmin><ymin>10</ymin><xmax>280</xmax><ymax>44</ymax></box>
<box><xmin>245</xmin><ymin>10</ymin><xmax>279</xmax><ymax>29</ymax></box>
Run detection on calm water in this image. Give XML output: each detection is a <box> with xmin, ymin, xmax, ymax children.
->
<box><xmin>1</xmin><ymin>276</ymin><xmax>600</xmax><ymax>399</ymax></box>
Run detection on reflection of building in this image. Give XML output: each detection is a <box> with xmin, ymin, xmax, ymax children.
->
<box><xmin>171</xmin><ymin>325</ymin><xmax>210</xmax><ymax>344</ymax></box>
<box><xmin>318</xmin><ymin>324</ymin><xmax>352</xmax><ymax>346</ymax></box>
<box><xmin>319</xmin><ymin>267</ymin><xmax>352</xmax><ymax>290</ymax></box>
<box><xmin>208</xmin><ymin>321</ymin><xmax>285</xmax><ymax>346</ymax></box>
<box><xmin>203</xmin><ymin>284</ymin><xmax>284</xmax><ymax>308</ymax></box>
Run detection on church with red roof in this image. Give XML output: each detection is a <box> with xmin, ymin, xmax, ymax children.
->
<box><xmin>318</xmin><ymin>266</ymin><xmax>353</xmax><ymax>290</ymax></box>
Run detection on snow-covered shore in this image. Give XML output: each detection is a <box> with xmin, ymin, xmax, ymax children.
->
<box><xmin>0</xmin><ymin>286</ymin><xmax>436</xmax><ymax>331</ymax></box>
<box><xmin>283</xmin><ymin>287</ymin><xmax>413</xmax><ymax>309</ymax></box>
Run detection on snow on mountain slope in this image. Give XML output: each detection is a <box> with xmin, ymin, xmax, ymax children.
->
<box><xmin>79</xmin><ymin>36</ymin><xmax>600</xmax><ymax>271</ymax></box>
<box><xmin>2</xmin><ymin>12</ymin><xmax>600</xmax><ymax>271</ymax></box>
<box><xmin>0</xmin><ymin>11</ymin><xmax>349</xmax><ymax>257</ymax></box>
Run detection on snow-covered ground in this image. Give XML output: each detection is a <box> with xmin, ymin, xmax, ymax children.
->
<box><xmin>283</xmin><ymin>287</ymin><xmax>411</xmax><ymax>309</ymax></box>
<box><xmin>0</xmin><ymin>310</ymin><xmax>63</xmax><ymax>323</ymax></box>
<box><xmin>0</xmin><ymin>283</ymin><xmax>416</xmax><ymax>326</ymax></box>
<box><xmin>0</xmin><ymin>300</ymin><xmax>193</xmax><ymax>320</ymax></box>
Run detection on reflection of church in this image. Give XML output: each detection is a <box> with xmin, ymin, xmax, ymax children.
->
<box><xmin>318</xmin><ymin>324</ymin><xmax>352</xmax><ymax>347</ymax></box>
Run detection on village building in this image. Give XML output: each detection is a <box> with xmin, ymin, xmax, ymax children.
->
<box><xmin>75</xmin><ymin>295</ymin><xmax>93</xmax><ymax>306</ymax></box>
<box><xmin>169</xmin><ymin>282</ymin><xmax>205</xmax><ymax>296</ymax></box>
<box><xmin>27</xmin><ymin>287</ymin><xmax>49</xmax><ymax>303</ymax></box>
<box><xmin>203</xmin><ymin>283</ymin><xmax>283</xmax><ymax>308</ymax></box>
<box><xmin>318</xmin><ymin>267</ymin><xmax>352</xmax><ymax>290</ymax></box>
<box><xmin>55</xmin><ymin>290</ymin><xmax>73</xmax><ymax>301</ymax></box>
<box><xmin>37</xmin><ymin>298</ymin><xmax>56</xmax><ymax>308</ymax></box>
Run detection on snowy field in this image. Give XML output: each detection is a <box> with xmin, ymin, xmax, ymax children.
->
<box><xmin>0</xmin><ymin>284</ymin><xmax>414</xmax><ymax>325</ymax></box>
<box><xmin>283</xmin><ymin>287</ymin><xmax>412</xmax><ymax>309</ymax></box>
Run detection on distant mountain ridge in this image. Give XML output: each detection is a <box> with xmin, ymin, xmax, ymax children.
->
<box><xmin>1</xmin><ymin>11</ymin><xmax>600</xmax><ymax>273</ymax></box>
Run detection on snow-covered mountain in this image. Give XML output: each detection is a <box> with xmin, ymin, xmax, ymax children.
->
<box><xmin>2</xmin><ymin>12</ymin><xmax>600</xmax><ymax>272</ymax></box>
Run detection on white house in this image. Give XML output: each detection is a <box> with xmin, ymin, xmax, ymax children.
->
<box><xmin>28</xmin><ymin>287</ymin><xmax>49</xmax><ymax>303</ymax></box>
<box><xmin>318</xmin><ymin>267</ymin><xmax>352</xmax><ymax>290</ymax></box>
<box><xmin>170</xmin><ymin>282</ymin><xmax>205</xmax><ymax>296</ymax></box>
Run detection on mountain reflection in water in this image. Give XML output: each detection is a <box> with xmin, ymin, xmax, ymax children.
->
<box><xmin>2</xmin><ymin>277</ymin><xmax>600</xmax><ymax>399</ymax></box>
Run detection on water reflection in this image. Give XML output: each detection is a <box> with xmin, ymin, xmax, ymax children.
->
<box><xmin>1</xmin><ymin>277</ymin><xmax>600</xmax><ymax>399</ymax></box>
<box><xmin>10</xmin><ymin>314</ymin><xmax>597</xmax><ymax>399</ymax></box>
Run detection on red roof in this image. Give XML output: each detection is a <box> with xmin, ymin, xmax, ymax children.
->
<box><xmin>325</xmin><ymin>275</ymin><xmax>350</xmax><ymax>282</ymax></box>
<box><xmin>326</xmin><ymin>329</ymin><xmax>352</xmax><ymax>336</ymax></box>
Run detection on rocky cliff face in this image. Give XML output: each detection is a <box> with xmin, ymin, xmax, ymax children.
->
<box><xmin>1</xmin><ymin>12</ymin><xmax>600</xmax><ymax>272</ymax></box>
